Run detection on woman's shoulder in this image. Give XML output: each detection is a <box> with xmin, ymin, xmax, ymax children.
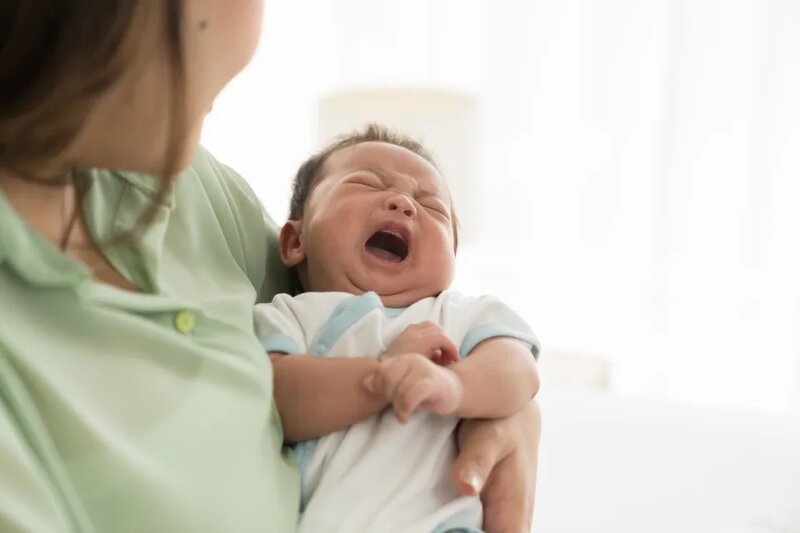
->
<box><xmin>179</xmin><ymin>145</ymin><xmax>261</xmax><ymax>216</ymax></box>
<box><xmin>89</xmin><ymin>146</ymin><xmax>289</xmax><ymax>300</ymax></box>
<box><xmin>92</xmin><ymin>145</ymin><xmax>259</xmax><ymax>222</ymax></box>
<box><xmin>174</xmin><ymin>146</ymin><xmax>290</xmax><ymax>300</ymax></box>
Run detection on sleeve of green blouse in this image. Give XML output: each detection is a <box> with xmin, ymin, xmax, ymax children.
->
<box><xmin>187</xmin><ymin>147</ymin><xmax>292</xmax><ymax>304</ymax></box>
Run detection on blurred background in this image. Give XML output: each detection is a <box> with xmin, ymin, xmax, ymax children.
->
<box><xmin>201</xmin><ymin>1</ymin><xmax>800</xmax><ymax>531</ymax></box>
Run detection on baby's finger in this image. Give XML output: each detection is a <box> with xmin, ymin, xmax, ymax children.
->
<box><xmin>392</xmin><ymin>369</ymin><xmax>426</xmax><ymax>409</ymax></box>
<box><xmin>438</xmin><ymin>336</ymin><xmax>460</xmax><ymax>365</ymax></box>
<box><xmin>396</xmin><ymin>378</ymin><xmax>436</xmax><ymax>420</ymax></box>
<box><xmin>393</xmin><ymin>406</ymin><xmax>410</xmax><ymax>424</ymax></box>
<box><xmin>438</xmin><ymin>350</ymin><xmax>460</xmax><ymax>366</ymax></box>
<box><xmin>390</xmin><ymin>365</ymin><xmax>429</xmax><ymax>422</ymax></box>
<box><xmin>364</xmin><ymin>362</ymin><xmax>391</xmax><ymax>394</ymax></box>
<box><xmin>363</xmin><ymin>373</ymin><xmax>378</xmax><ymax>393</ymax></box>
<box><xmin>380</xmin><ymin>358</ymin><xmax>412</xmax><ymax>401</ymax></box>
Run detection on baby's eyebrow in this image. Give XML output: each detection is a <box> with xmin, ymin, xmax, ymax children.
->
<box><xmin>361</xmin><ymin>168</ymin><xmax>443</xmax><ymax>201</ymax></box>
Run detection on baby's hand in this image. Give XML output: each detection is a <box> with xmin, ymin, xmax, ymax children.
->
<box><xmin>382</xmin><ymin>322</ymin><xmax>460</xmax><ymax>366</ymax></box>
<box><xmin>364</xmin><ymin>353</ymin><xmax>463</xmax><ymax>423</ymax></box>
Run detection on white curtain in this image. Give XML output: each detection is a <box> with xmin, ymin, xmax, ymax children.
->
<box><xmin>202</xmin><ymin>0</ymin><xmax>800</xmax><ymax>414</ymax></box>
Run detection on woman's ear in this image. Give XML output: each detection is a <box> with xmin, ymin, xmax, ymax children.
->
<box><xmin>279</xmin><ymin>220</ymin><xmax>306</xmax><ymax>267</ymax></box>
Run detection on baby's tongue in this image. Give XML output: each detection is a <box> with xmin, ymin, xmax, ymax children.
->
<box><xmin>366</xmin><ymin>244</ymin><xmax>403</xmax><ymax>262</ymax></box>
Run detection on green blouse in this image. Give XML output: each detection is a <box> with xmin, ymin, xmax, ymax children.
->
<box><xmin>0</xmin><ymin>148</ymin><xmax>299</xmax><ymax>532</ymax></box>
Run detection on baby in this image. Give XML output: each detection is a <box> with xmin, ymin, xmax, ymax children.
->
<box><xmin>255</xmin><ymin>124</ymin><xmax>540</xmax><ymax>533</ymax></box>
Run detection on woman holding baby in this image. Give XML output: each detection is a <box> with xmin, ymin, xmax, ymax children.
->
<box><xmin>0</xmin><ymin>1</ymin><xmax>541</xmax><ymax>531</ymax></box>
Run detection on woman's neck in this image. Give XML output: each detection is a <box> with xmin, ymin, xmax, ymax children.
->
<box><xmin>0</xmin><ymin>168</ymin><xmax>139</xmax><ymax>291</ymax></box>
<box><xmin>0</xmin><ymin>169</ymin><xmax>74</xmax><ymax>246</ymax></box>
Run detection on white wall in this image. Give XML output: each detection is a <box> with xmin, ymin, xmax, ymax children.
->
<box><xmin>202</xmin><ymin>0</ymin><xmax>800</xmax><ymax>415</ymax></box>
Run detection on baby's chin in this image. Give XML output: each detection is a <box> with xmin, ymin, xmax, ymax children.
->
<box><xmin>369</xmin><ymin>286</ymin><xmax>445</xmax><ymax>308</ymax></box>
<box><xmin>375</xmin><ymin>296</ymin><xmax>414</xmax><ymax>308</ymax></box>
<box><xmin>308</xmin><ymin>271</ymin><xmax>447</xmax><ymax>307</ymax></box>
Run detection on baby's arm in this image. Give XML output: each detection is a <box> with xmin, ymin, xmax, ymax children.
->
<box><xmin>257</xmin><ymin>298</ymin><xmax>389</xmax><ymax>443</ymax></box>
<box><xmin>366</xmin><ymin>337</ymin><xmax>539</xmax><ymax>422</ymax></box>
<box><xmin>450</xmin><ymin>336</ymin><xmax>539</xmax><ymax>418</ymax></box>
<box><xmin>270</xmin><ymin>321</ymin><xmax>460</xmax><ymax>442</ymax></box>
<box><xmin>270</xmin><ymin>354</ymin><xmax>387</xmax><ymax>443</ymax></box>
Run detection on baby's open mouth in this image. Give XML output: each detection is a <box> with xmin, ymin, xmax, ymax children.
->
<box><xmin>365</xmin><ymin>230</ymin><xmax>409</xmax><ymax>262</ymax></box>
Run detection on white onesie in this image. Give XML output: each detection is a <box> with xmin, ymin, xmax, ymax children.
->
<box><xmin>254</xmin><ymin>290</ymin><xmax>538</xmax><ymax>533</ymax></box>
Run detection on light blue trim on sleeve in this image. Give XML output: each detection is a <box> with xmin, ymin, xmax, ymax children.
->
<box><xmin>260</xmin><ymin>333</ymin><xmax>301</xmax><ymax>354</ymax></box>
<box><xmin>309</xmin><ymin>292</ymin><xmax>383</xmax><ymax>355</ymax></box>
<box><xmin>432</xmin><ymin>526</ymin><xmax>483</xmax><ymax>533</ymax></box>
<box><xmin>459</xmin><ymin>324</ymin><xmax>540</xmax><ymax>359</ymax></box>
<box><xmin>294</xmin><ymin>292</ymin><xmax>384</xmax><ymax>511</ymax></box>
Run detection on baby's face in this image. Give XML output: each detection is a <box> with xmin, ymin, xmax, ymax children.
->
<box><xmin>285</xmin><ymin>141</ymin><xmax>456</xmax><ymax>307</ymax></box>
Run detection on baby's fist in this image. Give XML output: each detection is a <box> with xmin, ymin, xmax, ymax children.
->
<box><xmin>364</xmin><ymin>353</ymin><xmax>463</xmax><ymax>423</ymax></box>
<box><xmin>382</xmin><ymin>322</ymin><xmax>460</xmax><ymax>365</ymax></box>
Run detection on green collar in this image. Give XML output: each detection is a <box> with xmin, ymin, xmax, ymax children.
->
<box><xmin>0</xmin><ymin>185</ymin><xmax>90</xmax><ymax>288</ymax></box>
<box><xmin>0</xmin><ymin>168</ymin><xmax>175</xmax><ymax>291</ymax></box>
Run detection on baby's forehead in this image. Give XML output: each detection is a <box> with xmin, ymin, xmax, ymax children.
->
<box><xmin>322</xmin><ymin>141</ymin><xmax>448</xmax><ymax>194</ymax></box>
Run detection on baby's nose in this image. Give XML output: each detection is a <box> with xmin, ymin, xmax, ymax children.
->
<box><xmin>385</xmin><ymin>194</ymin><xmax>417</xmax><ymax>217</ymax></box>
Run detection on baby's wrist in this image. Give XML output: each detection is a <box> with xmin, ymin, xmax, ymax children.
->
<box><xmin>446</xmin><ymin>367</ymin><xmax>466</xmax><ymax>417</ymax></box>
<box><xmin>378</xmin><ymin>348</ymin><xmax>408</xmax><ymax>361</ymax></box>
<box><xmin>363</xmin><ymin>358</ymin><xmax>391</xmax><ymax>406</ymax></box>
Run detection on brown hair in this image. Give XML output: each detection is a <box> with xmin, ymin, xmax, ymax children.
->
<box><xmin>0</xmin><ymin>1</ymin><xmax>187</xmax><ymax>238</ymax></box>
<box><xmin>289</xmin><ymin>123</ymin><xmax>460</xmax><ymax>250</ymax></box>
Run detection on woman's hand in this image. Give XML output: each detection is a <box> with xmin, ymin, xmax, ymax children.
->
<box><xmin>452</xmin><ymin>400</ymin><xmax>542</xmax><ymax>533</ymax></box>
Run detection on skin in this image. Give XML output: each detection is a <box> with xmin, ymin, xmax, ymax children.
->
<box><xmin>0</xmin><ymin>1</ymin><xmax>541</xmax><ymax>529</ymax></box>
<box><xmin>457</xmin><ymin>401</ymin><xmax>542</xmax><ymax>532</ymax></box>
<box><xmin>70</xmin><ymin>0</ymin><xmax>265</xmax><ymax>176</ymax></box>
<box><xmin>1</xmin><ymin>0</ymin><xmax>264</xmax><ymax>287</ymax></box>
<box><xmin>277</xmin><ymin>142</ymin><xmax>541</xmax><ymax>530</ymax></box>
<box><xmin>281</xmin><ymin>141</ymin><xmax>457</xmax><ymax>308</ymax></box>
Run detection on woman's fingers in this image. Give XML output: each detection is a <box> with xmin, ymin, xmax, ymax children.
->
<box><xmin>481</xmin><ymin>450</ymin><xmax>533</xmax><ymax>533</ymax></box>
<box><xmin>452</xmin><ymin>418</ymin><xmax>513</xmax><ymax>496</ymax></box>
<box><xmin>471</xmin><ymin>400</ymin><xmax>541</xmax><ymax>532</ymax></box>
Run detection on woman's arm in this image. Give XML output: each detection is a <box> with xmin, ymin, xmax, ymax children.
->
<box><xmin>270</xmin><ymin>354</ymin><xmax>388</xmax><ymax>443</ymax></box>
<box><xmin>453</xmin><ymin>400</ymin><xmax>542</xmax><ymax>532</ymax></box>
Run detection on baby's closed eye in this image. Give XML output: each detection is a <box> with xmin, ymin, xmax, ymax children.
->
<box><xmin>348</xmin><ymin>174</ymin><xmax>385</xmax><ymax>189</ymax></box>
<box><xmin>421</xmin><ymin>200</ymin><xmax>450</xmax><ymax>219</ymax></box>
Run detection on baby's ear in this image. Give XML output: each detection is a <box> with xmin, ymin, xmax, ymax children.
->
<box><xmin>279</xmin><ymin>220</ymin><xmax>306</xmax><ymax>267</ymax></box>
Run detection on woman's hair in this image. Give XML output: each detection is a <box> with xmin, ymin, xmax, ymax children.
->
<box><xmin>0</xmin><ymin>1</ymin><xmax>187</xmax><ymax>236</ymax></box>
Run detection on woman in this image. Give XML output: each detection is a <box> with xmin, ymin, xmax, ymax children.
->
<box><xmin>0</xmin><ymin>1</ymin><xmax>541</xmax><ymax>531</ymax></box>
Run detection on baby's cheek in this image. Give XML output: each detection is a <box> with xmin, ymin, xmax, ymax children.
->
<box><xmin>436</xmin><ymin>228</ymin><xmax>457</xmax><ymax>258</ymax></box>
<box><xmin>431</xmin><ymin>243</ymin><xmax>456</xmax><ymax>287</ymax></box>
